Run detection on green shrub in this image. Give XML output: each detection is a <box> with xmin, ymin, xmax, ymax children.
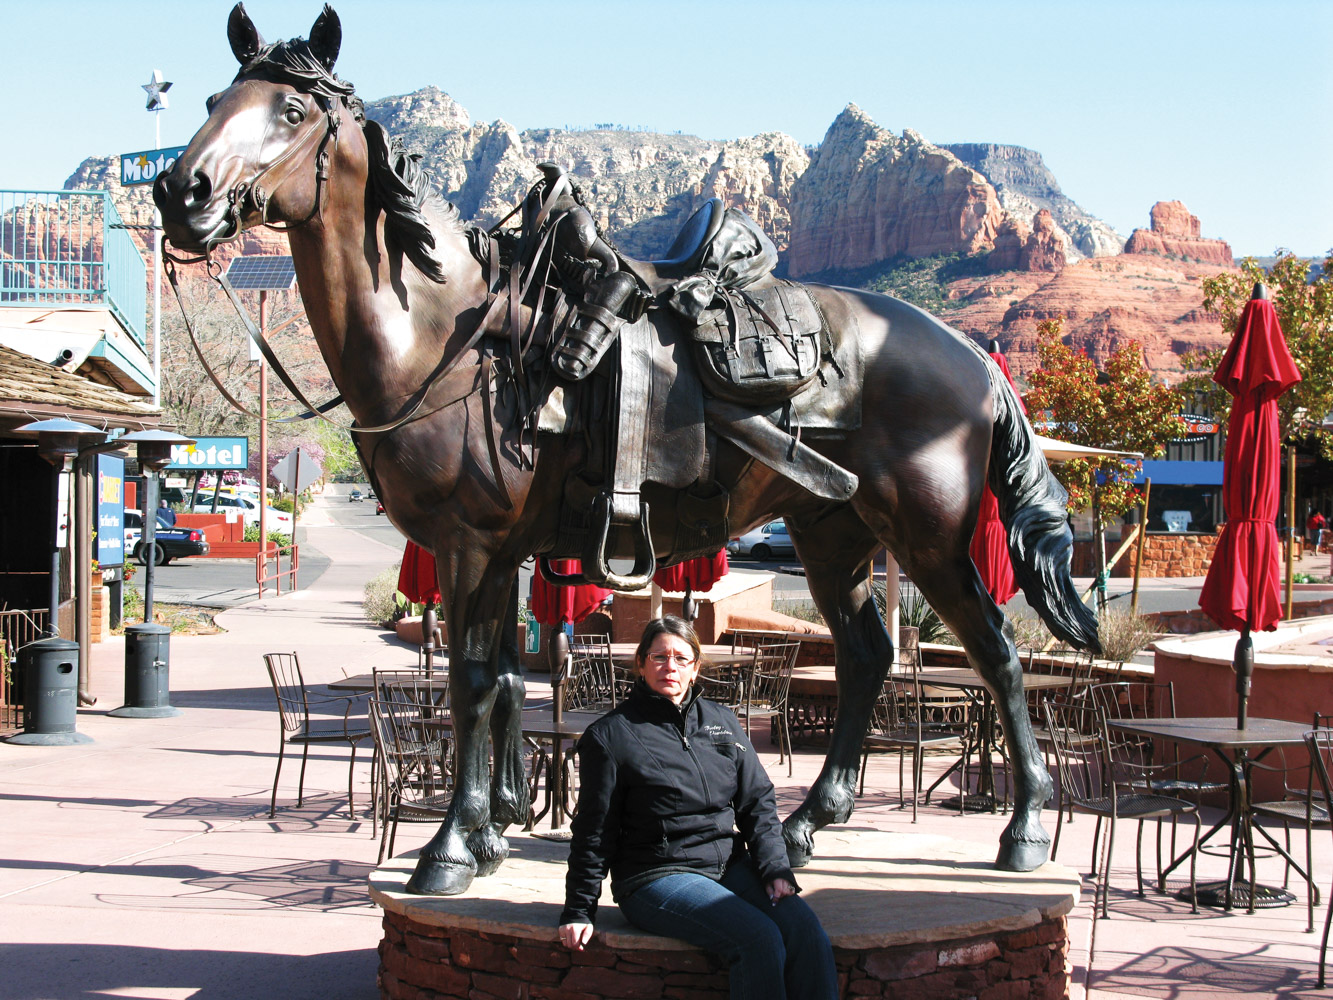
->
<box><xmin>363</xmin><ymin>565</ymin><xmax>401</xmax><ymax>626</ymax></box>
<box><xmin>243</xmin><ymin>523</ymin><xmax>292</xmax><ymax>546</ymax></box>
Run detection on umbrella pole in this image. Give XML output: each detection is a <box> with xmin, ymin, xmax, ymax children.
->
<box><xmin>421</xmin><ymin>604</ymin><xmax>437</xmax><ymax>677</ymax></box>
<box><xmin>1286</xmin><ymin>445</ymin><xmax>1297</xmax><ymax>619</ymax></box>
<box><xmin>1234</xmin><ymin>626</ymin><xmax>1254</xmax><ymax>730</ymax></box>
<box><xmin>1130</xmin><ymin>480</ymin><xmax>1151</xmax><ymax>617</ymax></box>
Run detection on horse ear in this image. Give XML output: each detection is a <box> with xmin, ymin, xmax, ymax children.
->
<box><xmin>227</xmin><ymin>3</ymin><xmax>264</xmax><ymax>65</ymax></box>
<box><xmin>308</xmin><ymin>4</ymin><xmax>342</xmax><ymax>71</ymax></box>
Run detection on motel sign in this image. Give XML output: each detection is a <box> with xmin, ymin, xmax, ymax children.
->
<box><xmin>120</xmin><ymin>146</ymin><xmax>188</xmax><ymax>186</ymax></box>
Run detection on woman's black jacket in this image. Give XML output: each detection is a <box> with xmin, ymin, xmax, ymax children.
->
<box><xmin>560</xmin><ymin>679</ymin><xmax>796</xmax><ymax>926</ymax></box>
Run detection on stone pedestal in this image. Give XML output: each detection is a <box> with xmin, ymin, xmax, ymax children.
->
<box><xmin>369</xmin><ymin>829</ymin><xmax>1078</xmax><ymax>1000</ymax></box>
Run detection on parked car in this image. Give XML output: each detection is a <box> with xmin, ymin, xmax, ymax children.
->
<box><xmin>726</xmin><ymin>520</ymin><xmax>795</xmax><ymax>561</ymax></box>
<box><xmin>349</xmin><ymin>488</ymin><xmax>363</xmax><ymax>502</ymax></box>
<box><xmin>123</xmin><ymin>510</ymin><xmax>211</xmax><ymax>566</ymax></box>
<box><xmin>191</xmin><ymin>493</ymin><xmax>293</xmax><ymax>535</ymax></box>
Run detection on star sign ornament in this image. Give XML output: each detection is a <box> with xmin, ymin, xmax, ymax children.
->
<box><xmin>143</xmin><ymin>69</ymin><xmax>172</xmax><ymax>111</ymax></box>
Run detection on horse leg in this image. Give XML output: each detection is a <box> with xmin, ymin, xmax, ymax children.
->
<box><xmin>908</xmin><ymin>554</ymin><xmax>1053</xmax><ymax>872</ymax></box>
<box><xmin>407</xmin><ymin>548</ymin><xmax>514</xmax><ymax>896</ymax></box>
<box><xmin>470</xmin><ymin>578</ymin><xmax>529</xmax><ymax>876</ymax></box>
<box><xmin>782</xmin><ymin>511</ymin><xmax>891</xmax><ymax>867</ymax></box>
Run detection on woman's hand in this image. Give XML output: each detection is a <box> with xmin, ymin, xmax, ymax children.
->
<box><xmin>559</xmin><ymin>921</ymin><xmax>594</xmax><ymax>951</ymax></box>
<box><xmin>766</xmin><ymin>878</ymin><xmax>796</xmax><ymax>905</ymax></box>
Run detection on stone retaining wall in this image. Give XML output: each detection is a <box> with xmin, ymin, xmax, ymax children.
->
<box><xmin>377</xmin><ymin>909</ymin><xmax>1070</xmax><ymax>1000</ymax></box>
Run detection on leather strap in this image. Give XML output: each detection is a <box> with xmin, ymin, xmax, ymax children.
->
<box><xmin>703</xmin><ymin>396</ymin><xmax>858</xmax><ymax>502</ymax></box>
<box><xmin>611</xmin><ymin>319</ymin><xmax>654</xmax><ymax>523</ymax></box>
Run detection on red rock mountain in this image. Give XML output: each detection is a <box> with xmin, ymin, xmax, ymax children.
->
<box><xmin>786</xmin><ymin>105</ymin><xmax>1004</xmax><ymax>276</ymax></box>
<box><xmin>1124</xmin><ymin>200</ymin><xmax>1233</xmax><ymax>267</ymax></box>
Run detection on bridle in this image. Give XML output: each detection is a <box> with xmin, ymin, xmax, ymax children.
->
<box><xmin>197</xmin><ymin>92</ymin><xmax>343</xmax><ymax>253</ymax></box>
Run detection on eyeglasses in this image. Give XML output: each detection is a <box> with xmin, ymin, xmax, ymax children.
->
<box><xmin>646</xmin><ymin>653</ymin><xmax>696</xmax><ymax>667</ymax></box>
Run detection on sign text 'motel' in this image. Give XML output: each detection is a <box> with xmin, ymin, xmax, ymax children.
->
<box><xmin>167</xmin><ymin>436</ymin><xmax>249</xmax><ymax>471</ymax></box>
<box><xmin>120</xmin><ymin>146</ymin><xmax>188</xmax><ymax>187</ymax></box>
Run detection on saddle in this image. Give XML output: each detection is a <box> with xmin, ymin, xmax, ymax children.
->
<box><xmin>503</xmin><ymin>169</ymin><xmax>860</xmax><ymax>591</ymax></box>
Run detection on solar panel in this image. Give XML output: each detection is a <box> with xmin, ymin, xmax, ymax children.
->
<box><xmin>224</xmin><ymin>255</ymin><xmax>297</xmax><ymax>290</ymax></box>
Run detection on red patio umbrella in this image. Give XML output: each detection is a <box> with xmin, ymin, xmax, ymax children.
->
<box><xmin>1197</xmin><ymin>285</ymin><xmax>1301</xmax><ymax>726</ymax></box>
<box><xmin>652</xmin><ymin>550</ymin><xmax>729</xmax><ymax>593</ymax></box>
<box><xmin>530</xmin><ymin>560</ymin><xmax>612</xmax><ymax>628</ymax></box>
<box><xmin>398</xmin><ymin>541</ymin><xmax>444</xmax><ymax>672</ymax></box>
<box><xmin>970</xmin><ymin>350</ymin><xmax>1023</xmax><ymax>605</ymax></box>
<box><xmin>397</xmin><ymin>540</ymin><xmax>441</xmax><ymax>604</ymax></box>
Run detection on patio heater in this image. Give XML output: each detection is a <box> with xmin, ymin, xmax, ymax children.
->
<box><xmin>6</xmin><ymin>418</ymin><xmax>107</xmax><ymax>745</ymax></box>
<box><xmin>110</xmin><ymin>429</ymin><xmax>196</xmax><ymax>719</ymax></box>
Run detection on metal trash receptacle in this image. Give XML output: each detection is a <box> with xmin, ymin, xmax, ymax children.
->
<box><xmin>111</xmin><ymin>623</ymin><xmax>181</xmax><ymax>718</ymax></box>
<box><xmin>6</xmin><ymin>636</ymin><xmax>93</xmax><ymax>745</ymax></box>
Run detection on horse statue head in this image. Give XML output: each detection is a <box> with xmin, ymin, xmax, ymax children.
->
<box><xmin>156</xmin><ymin>3</ymin><xmax>449</xmax><ymax>285</ymax></box>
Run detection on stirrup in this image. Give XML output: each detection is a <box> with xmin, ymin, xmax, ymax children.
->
<box><xmin>551</xmin><ymin>306</ymin><xmax>620</xmax><ymax>380</ymax></box>
<box><xmin>581</xmin><ymin>492</ymin><xmax>656</xmax><ymax>591</ymax></box>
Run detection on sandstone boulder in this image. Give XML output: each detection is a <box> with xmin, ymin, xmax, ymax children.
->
<box><xmin>1124</xmin><ymin>200</ymin><xmax>1233</xmax><ymax>266</ymax></box>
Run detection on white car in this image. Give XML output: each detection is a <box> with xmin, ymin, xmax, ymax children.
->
<box><xmin>192</xmin><ymin>493</ymin><xmax>293</xmax><ymax>535</ymax></box>
<box><xmin>726</xmin><ymin>520</ymin><xmax>795</xmax><ymax>561</ymax></box>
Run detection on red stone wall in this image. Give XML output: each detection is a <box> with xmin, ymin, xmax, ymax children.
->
<box><xmin>377</xmin><ymin>909</ymin><xmax>1070</xmax><ymax>1000</ymax></box>
<box><xmin>1074</xmin><ymin>530</ymin><xmax>1220</xmax><ymax>579</ymax></box>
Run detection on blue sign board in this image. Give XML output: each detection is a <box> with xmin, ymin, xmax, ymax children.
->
<box><xmin>97</xmin><ymin>454</ymin><xmax>126</xmax><ymax>568</ymax></box>
<box><xmin>120</xmin><ymin>146</ymin><xmax>188</xmax><ymax>186</ymax></box>
<box><xmin>167</xmin><ymin>437</ymin><xmax>249</xmax><ymax>471</ymax></box>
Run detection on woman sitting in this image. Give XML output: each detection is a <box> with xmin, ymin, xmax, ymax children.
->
<box><xmin>557</xmin><ymin>615</ymin><xmax>837</xmax><ymax>999</ymax></box>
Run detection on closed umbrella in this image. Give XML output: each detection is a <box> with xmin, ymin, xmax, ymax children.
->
<box><xmin>530</xmin><ymin>559</ymin><xmax>612</xmax><ymax>628</ymax></box>
<box><xmin>398</xmin><ymin>541</ymin><xmax>443</xmax><ymax>673</ymax></box>
<box><xmin>654</xmin><ymin>550</ymin><xmax>730</xmax><ymax>621</ymax></box>
<box><xmin>971</xmin><ymin>351</ymin><xmax>1022</xmax><ymax>604</ymax></box>
<box><xmin>1197</xmin><ymin>285</ymin><xmax>1301</xmax><ymax>727</ymax></box>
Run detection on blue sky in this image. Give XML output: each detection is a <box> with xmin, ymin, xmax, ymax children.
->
<box><xmin>3</xmin><ymin>0</ymin><xmax>1329</xmax><ymax>257</ymax></box>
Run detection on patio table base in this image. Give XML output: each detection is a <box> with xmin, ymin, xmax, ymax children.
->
<box><xmin>1176</xmin><ymin>879</ymin><xmax>1297</xmax><ymax>910</ymax></box>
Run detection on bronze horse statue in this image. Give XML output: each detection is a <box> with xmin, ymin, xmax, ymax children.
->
<box><xmin>156</xmin><ymin>4</ymin><xmax>1100</xmax><ymax>896</ymax></box>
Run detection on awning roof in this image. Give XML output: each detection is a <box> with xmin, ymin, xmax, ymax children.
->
<box><xmin>1034</xmin><ymin>434</ymin><xmax>1143</xmax><ymax>462</ymax></box>
<box><xmin>0</xmin><ymin>342</ymin><xmax>160</xmax><ymax>436</ymax></box>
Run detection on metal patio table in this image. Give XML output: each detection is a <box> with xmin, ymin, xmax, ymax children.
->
<box><xmin>1105</xmin><ymin>715</ymin><xmax>1313</xmax><ymax>910</ymax></box>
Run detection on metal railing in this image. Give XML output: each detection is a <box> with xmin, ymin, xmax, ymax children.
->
<box><xmin>256</xmin><ymin>545</ymin><xmax>300</xmax><ymax>598</ymax></box>
<box><xmin>0</xmin><ymin>189</ymin><xmax>147</xmax><ymax>347</ymax></box>
<box><xmin>0</xmin><ymin>608</ymin><xmax>49</xmax><ymax>730</ymax></box>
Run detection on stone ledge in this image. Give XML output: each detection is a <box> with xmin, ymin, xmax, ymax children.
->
<box><xmin>371</xmin><ymin>829</ymin><xmax>1078</xmax><ymax>950</ymax></box>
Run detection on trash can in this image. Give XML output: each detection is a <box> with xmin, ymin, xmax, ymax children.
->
<box><xmin>110</xmin><ymin>623</ymin><xmax>181</xmax><ymax>718</ymax></box>
<box><xmin>6</xmin><ymin>636</ymin><xmax>93</xmax><ymax>746</ymax></box>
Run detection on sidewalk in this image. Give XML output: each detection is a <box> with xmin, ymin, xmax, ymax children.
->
<box><xmin>4</xmin><ymin>517</ymin><xmax>1332</xmax><ymax>998</ymax></box>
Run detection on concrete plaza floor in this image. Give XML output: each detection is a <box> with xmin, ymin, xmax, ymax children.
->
<box><xmin>3</xmin><ymin>511</ymin><xmax>1331</xmax><ymax>999</ymax></box>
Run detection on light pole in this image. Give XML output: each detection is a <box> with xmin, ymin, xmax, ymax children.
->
<box><xmin>110</xmin><ymin>429</ymin><xmax>196</xmax><ymax>719</ymax></box>
<box><xmin>142</xmin><ymin>69</ymin><xmax>171</xmax><ymax>410</ymax></box>
<box><xmin>7</xmin><ymin>418</ymin><xmax>108</xmax><ymax>745</ymax></box>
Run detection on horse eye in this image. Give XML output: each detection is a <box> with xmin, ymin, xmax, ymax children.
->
<box><xmin>283</xmin><ymin>102</ymin><xmax>306</xmax><ymax>126</ymax></box>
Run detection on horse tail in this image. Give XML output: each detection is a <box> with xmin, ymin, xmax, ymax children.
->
<box><xmin>986</xmin><ymin>361</ymin><xmax>1102</xmax><ymax>654</ymax></box>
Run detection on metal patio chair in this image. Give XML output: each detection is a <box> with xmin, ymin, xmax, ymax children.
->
<box><xmin>263</xmin><ymin>651</ymin><xmax>372</xmax><ymax>819</ymax></box>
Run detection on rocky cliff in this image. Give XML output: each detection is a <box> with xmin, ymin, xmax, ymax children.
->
<box><xmin>943</xmin><ymin>143</ymin><xmax>1124</xmax><ymax>261</ymax></box>
<box><xmin>786</xmin><ymin>105</ymin><xmax>1004</xmax><ymax>277</ymax></box>
<box><xmin>989</xmin><ymin>209</ymin><xmax>1066</xmax><ymax>273</ymax></box>
<box><xmin>1124</xmin><ymin>200</ymin><xmax>1233</xmax><ymax>266</ymax></box>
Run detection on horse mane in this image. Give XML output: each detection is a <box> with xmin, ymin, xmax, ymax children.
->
<box><xmin>237</xmin><ymin>36</ymin><xmax>460</xmax><ymax>285</ymax></box>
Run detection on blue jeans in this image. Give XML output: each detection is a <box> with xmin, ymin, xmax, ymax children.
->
<box><xmin>617</xmin><ymin>857</ymin><xmax>838</xmax><ymax>1000</ymax></box>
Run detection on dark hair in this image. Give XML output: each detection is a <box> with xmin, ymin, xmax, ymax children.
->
<box><xmin>635</xmin><ymin>615</ymin><xmax>702</xmax><ymax>670</ymax></box>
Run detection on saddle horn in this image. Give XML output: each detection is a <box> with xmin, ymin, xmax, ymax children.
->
<box><xmin>308</xmin><ymin>4</ymin><xmax>342</xmax><ymax>70</ymax></box>
<box><xmin>227</xmin><ymin>3</ymin><xmax>264</xmax><ymax>65</ymax></box>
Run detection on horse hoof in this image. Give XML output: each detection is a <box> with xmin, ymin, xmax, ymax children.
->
<box><xmin>405</xmin><ymin>857</ymin><xmax>476</xmax><ymax>896</ymax></box>
<box><xmin>468</xmin><ymin>829</ymin><xmax>510</xmax><ymax>877</ymax></box>
<box><xmin>782</xmin><ymin>823</ymin><xmax>814</xmax><ymax>869</ymax></box>
<box><xmin>995</xmin><ymin>832</ymin><xmax>1050</xmax><ymax>872</ymax></box>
